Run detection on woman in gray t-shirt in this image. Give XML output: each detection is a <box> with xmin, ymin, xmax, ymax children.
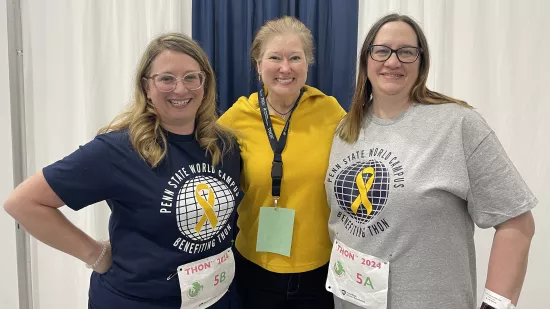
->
<box><xmin>324</xmin><ymin>13</ymin><xmax>536</xmax><ymax>309</ymax></box>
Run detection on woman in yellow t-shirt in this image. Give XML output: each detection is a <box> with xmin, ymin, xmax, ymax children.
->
<box><xmin>218</xmin><ymin>16</ymin><xmax>346</xmax><ymax>309</ymax></box>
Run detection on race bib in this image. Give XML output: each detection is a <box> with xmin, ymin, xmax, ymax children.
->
<box><xmin>326</xmin><ymin>239</ymin><xmax>389</xmax><ymax>309</ymax></box>
<box><xmin>178</xmin><ymin>248</ymin><xmax>235</xmax><ymax>309</ymax></box>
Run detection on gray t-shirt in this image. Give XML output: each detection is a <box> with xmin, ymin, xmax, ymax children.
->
<box><xmin>325</xmin><ymin>103</ymin><xmax>537</xmax><ymax>309</ymax></box>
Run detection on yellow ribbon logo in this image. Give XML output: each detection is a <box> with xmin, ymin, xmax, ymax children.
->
<box><xmin>351</xmin><ymin>167</ymin><xmax>375</xmax><ymax>216</ymax></box>
<box><xmin>195</xmin><ymin>183</ymin><xmax>218</xmax><ymax>233</ymax></box>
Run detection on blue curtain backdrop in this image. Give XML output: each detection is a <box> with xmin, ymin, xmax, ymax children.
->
<box><xmin>192</xmin><ymin>0</ymin><xmax>359</xmax><ymax>112</ymax></box>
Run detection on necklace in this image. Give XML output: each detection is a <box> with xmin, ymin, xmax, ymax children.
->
<box><xmin>267</xmin><ymin>98</ymin><xmax>294</xmax><ymax>119</ymax></box>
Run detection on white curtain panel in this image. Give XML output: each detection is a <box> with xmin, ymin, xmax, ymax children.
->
<box><xmin>357</xmin><ymin>1</ymin><xmax>550</xmax><ymax>308</ymax></box>
<box><xmin>17</xmin><ymin>0</ymin><xmax>549</xmax><ymax>308</ymax></box>
<box><xmin>21</xmin><ymin>0</ymin><xmax>192</xmax><ymax>308</ymax></box>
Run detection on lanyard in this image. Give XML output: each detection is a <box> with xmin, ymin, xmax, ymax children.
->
<box><xmin>258</xmin><ymin>87</ymin><xmax>303</xmax><ymax>204</ymax></box>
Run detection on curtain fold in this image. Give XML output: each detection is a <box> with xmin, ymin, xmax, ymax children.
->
<box><xmin>356</xmin><ymin>1</ymin><xmax>549</xmax><ymax>308</ymax></box>
<box><xmin>21</xmin><ymin>1</ymin><xmax>193</xmax><ymax>308</ymax></box>
<box><xmin>192</xmin><ymin>0</ymin><xmax>359</xmax><ymax>111</ymax></box>
<box><xmin>9</xmin><ymin>1</ymin><xmax>549</xmax><ymax>308</ymax></box>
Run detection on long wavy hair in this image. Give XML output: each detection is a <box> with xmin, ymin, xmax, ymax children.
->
<box><xmin>338</xmin><ymin>14</ymin><xmax>471</xmax><ymax>143</ymax></box>
<box><xmin>98</xmin><ymin>33</ymin><xmax>233</xmax><ymax>167</ymax></box>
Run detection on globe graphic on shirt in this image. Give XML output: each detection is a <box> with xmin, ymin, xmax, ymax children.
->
<box><xmin>176</xmin><ymin>175</ymin><xmax>235</xmax><ymax>242</ymax></box>
<box><xmin>334</xmin><ymin>160</ymin><xmax>390</xmax><ymax>224</ymax></box>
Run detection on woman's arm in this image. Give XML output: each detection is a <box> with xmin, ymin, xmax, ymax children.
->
<box><xmin>484</xmin><ymin>210</ymin><xmax>535</xmax><ymax>305</ymax></box>
<box><xmin>3</xmin><ymin>171</ymin><xmax>112</xmax><ymax>273</ymax></box>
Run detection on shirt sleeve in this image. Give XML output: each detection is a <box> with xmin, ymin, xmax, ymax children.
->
<box><xmin>218</xmin><ymin>102</ymin><xmax>238</xmax><ymax>130</ymax></box>
<box><xmin>466</xmin><ymin>131</ymin><xmax>537</xmax><ymax>228</ymax></box>
<box><xmin>43</xmin><ymin>135</ymin><xmax>116</xmax><ymax>210</ymax></box>
<box><xmin>323</xmin><ymin>96</ymin><xmax>347</xmax><ymax>126</ymax></box>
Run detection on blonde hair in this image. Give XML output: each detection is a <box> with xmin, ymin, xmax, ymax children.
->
<box><xmin>98</xmin><ymin>33</ymin><xmax>234</xmax><ymax>167</ymax></box>
<box><xmin>251</xmin><ymin>16</ymin><xmax>315</xmax><ymax>69</ymax></box>
<box><xmin>338</xmin><ymin>14</ymin><xmax>471</xmax><ymax>143</ymax></box>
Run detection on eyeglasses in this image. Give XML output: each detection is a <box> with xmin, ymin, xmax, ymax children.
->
<box><xmin>145</xmin><ymin>71</ymin><xmax>205</xmax><ymax>92</ymax></box>
<box><xmin>368</xmin><ymin>45</ymin><xmax>422</xmax><ymax>63</ymax></box>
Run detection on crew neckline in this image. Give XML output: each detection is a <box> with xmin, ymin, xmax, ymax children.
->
<box><xmin>162</xmin><ymin>128</ymin><xmax>195</xmax><ymax>142</ymax></box>
<box><xmin>366</xmin><ymin>103</ymin><xmax>418</xmax><ymax>126</ymax></box>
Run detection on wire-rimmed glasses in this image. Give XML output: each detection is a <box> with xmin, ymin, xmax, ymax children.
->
<box><xmin>145</xmin><ymin>71</ymin><xmax>205</xmax><ymax>92</ymax></box>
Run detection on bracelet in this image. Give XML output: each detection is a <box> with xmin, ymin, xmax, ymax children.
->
<box><xmin>86</xmin><ymin>241</ymin><xmax>108</xmax><ymax>269</ymax></box>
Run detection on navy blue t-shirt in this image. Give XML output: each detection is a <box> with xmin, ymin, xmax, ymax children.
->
<box><xmin>43</xmin><ymin>130</ymin><xmax>241</xmax><ymax>308</ymax></box>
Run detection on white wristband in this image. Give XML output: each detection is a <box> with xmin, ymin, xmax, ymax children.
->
<box><xmin>482</xmin><ymin>288</ymin><xmax>516</xmax><ymax>309</ymax></box>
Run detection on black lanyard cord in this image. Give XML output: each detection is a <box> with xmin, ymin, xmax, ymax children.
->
<box><xmin>258</xmin><ymin>87</ymin><xmax>304</xmax><ymax>199</ymax></box>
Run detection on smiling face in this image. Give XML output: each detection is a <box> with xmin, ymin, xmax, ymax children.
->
<box><xmin>145</xmin><ymin>50</ymin><xmax>204</xmax><ymax>134</ymax></box>
<box><xmin>367</xmin><ymin>21</ymin><xmax>420</xmax><ymax>100</ymax></box>
<box><xmin>256</xmin><ymin>33</ymin><xmax>308</xmax><ymax>102</ymax></box>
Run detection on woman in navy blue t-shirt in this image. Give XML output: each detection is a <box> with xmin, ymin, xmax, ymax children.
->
<box><xmin>4</xmin><ymin>33</ymin><xmax>241</xmax><ymax>309</ymax></box>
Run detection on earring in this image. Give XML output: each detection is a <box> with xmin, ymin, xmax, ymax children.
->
<box><xmin>258</xmin><ymin>72</ymin><xmax>262</xmax><ymax>82</ymax></box>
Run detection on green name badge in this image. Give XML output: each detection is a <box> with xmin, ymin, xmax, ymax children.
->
<box><xmin>256</xmin><ymin>206</ymin><xmax>295</xmax><ymax>257</ymax></box>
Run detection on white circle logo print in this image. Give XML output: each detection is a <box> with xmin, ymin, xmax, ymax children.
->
<box><xmin>176</xmin><ymin>175</ymin><xmax>235</xmax><ymax>241</ymax></box>
<box><xmin>334</xmin><ymin>160</ymin><xmax>390</xmax><ymax>224</ymax></box>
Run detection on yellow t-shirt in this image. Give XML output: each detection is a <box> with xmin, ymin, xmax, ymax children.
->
<box><xmin>218</xmin><ymin>85</ymin><xmax>346</xmax><ymax>273</ymax></box>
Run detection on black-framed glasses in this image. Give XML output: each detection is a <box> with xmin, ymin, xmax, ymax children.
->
<box><xmin>145</xmin><ymin>71</ymin><xmax>205</xmax><ymax>92</ymax></box>
<box><xmin>368</xmin><ymin>45</ymin><xmax>422</xmax><ymax>63</ymax></box>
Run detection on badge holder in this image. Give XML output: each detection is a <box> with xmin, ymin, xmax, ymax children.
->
<box><xmin>255</xmin><ymin>87</ymin><xmax>302</xmax><ymax>258</ymax></box>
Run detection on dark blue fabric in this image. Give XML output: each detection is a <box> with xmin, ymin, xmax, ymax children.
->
<box><xmin>192</xmin><ymin>0</ymin><xmax>358</xmax><ymax>111</ymax></box>
<box><xmin>43</xmin><ymin>130</ymin><xmax>241</xmax><ymax>309</ymax></box>
<box><xmin>234</xmin><ymin>249</ymin><xmax>333</xmax><ymax>309</ymax></box>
